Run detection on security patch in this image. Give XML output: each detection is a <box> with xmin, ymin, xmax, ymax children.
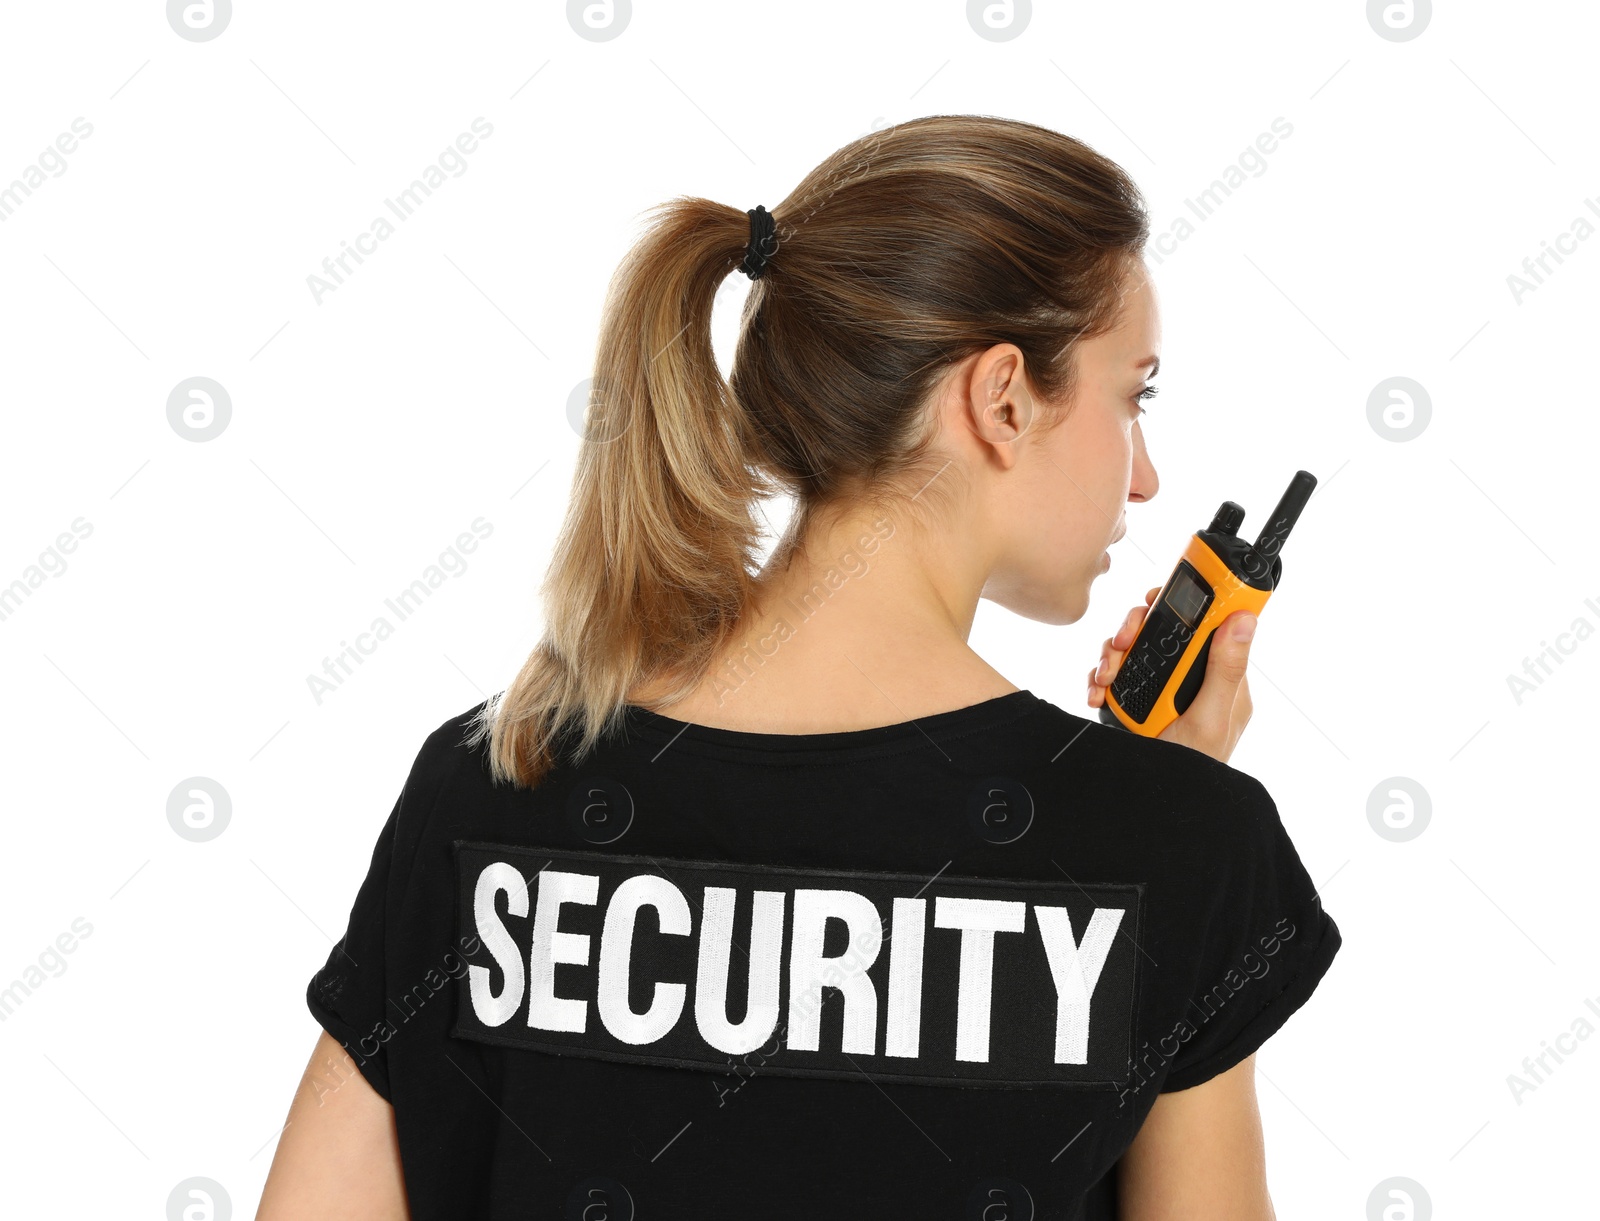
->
<box><xmin>450</xmin><ymin>841</ymin><xmax>1143</xmax><ymax>1089</ymax></box>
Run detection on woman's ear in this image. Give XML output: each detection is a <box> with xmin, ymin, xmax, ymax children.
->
<box><xmin>964</xmin><ymin>344</ymin><xmax>1033</xmax><ymax>470</ymax></box>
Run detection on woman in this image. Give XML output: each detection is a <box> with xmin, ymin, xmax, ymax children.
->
<box><xmin>259</xmin><ymin>114</ymin><xmax>1340</xmax><ymax>1220</ymax></box>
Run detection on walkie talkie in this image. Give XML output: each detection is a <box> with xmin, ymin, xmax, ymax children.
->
<box><xmin>1098</xmin><ymin>470</ymin><xmax>1317</xmax><ymax>737</ymax></box>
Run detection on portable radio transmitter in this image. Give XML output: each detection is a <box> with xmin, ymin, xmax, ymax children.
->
<box><xmin>1098</xmin><ymin>469</ymin><xmax>1317</xmax><ymax>738</ymax></box>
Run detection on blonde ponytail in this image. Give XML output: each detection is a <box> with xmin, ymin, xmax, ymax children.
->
<box><xmin>470</xmin><ymin>197</ymin><xmax>771</xmax><ymax>786</ymax></box>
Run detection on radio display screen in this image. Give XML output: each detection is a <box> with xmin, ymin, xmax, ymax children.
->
<box><xmin>1164</xmin><ymin>567</ymin><xmax>1210</xmax><ymax>628</ymax></box>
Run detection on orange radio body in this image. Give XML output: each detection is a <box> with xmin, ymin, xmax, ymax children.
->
<box><xmin>1098</xmin><ymin>470</ymin><xmax>1316</xmax><ymax>738</ymax></box>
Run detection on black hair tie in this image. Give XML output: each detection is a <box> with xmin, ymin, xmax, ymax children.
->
<box><xmin>740</xmin><ymin>204</ymin><xmax>778</xmax><ymax>280</ymax></box>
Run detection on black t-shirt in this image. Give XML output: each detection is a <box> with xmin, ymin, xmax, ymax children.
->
<box><xmin>305</xmin><ymin>689</ymin><xmax>1340</xmax><ymax>1220</ymax></box>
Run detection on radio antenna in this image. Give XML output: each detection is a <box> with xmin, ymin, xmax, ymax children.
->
<box><xmin>1252</xmin><ymin>470</ymin><xmax>1317</xmax><ymax>560</ymax></box>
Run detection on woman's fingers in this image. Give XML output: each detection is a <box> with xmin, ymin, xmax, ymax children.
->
<box><xmin>1089</xmin><ymin>584</ymin><xmax>1263</xmax><ymax>765</ymax></box>
<box><xmin>1157</xmin><ymin>610</ymin><xmax>1257</xmax><ymax>763</ymax></box>
<box><xmin>1088</xmin><ymin>597</ymin><xmax>1161</xmax><ymax>706</ymax></box>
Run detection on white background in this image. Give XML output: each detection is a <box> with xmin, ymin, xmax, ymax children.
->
<box><xmin>1</xmin><ymin>1</ymin><xmax>1594</xmax><ymax>1217</ymax></box>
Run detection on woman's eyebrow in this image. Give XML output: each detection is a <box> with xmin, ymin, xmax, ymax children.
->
<box><xmin>1135</xmin><ymin>355</ymin><xmax>1160</xmax><ymax>378</ymax></box>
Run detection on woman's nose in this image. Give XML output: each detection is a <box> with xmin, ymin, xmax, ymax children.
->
<box><xmin>1129</xmin><ymin>422</ymin><xmax>1159</xmax><ymax>503</ymax></box>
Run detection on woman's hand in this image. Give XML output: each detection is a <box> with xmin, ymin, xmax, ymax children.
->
<box><xmin>1087</xmin><ymin>588</ymin><xmax>1257</xmax><ymax>764</ymax></box>
<box><xmin>1086</xmin><ymin>586</ymin><xmax>1161</xmax><ymax>711</ymax></box>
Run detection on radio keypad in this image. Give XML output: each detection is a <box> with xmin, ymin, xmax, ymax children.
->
<box><xmin>1108</xmin><ymin>560</ymin><xmax>1215</xmax><ymax>726</ymax></box>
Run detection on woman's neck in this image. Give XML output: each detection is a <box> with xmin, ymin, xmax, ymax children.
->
<box><xmin>632</xmin><ymin>501</ymin><xmax>1019</xmax><ymax>733</ymax></box>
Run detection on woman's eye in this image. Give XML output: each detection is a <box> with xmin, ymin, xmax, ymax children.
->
<box><xmin>1134</xmin><ymin>384</ymin><xmax>1159</xmax><ymax>413</ymax></box>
